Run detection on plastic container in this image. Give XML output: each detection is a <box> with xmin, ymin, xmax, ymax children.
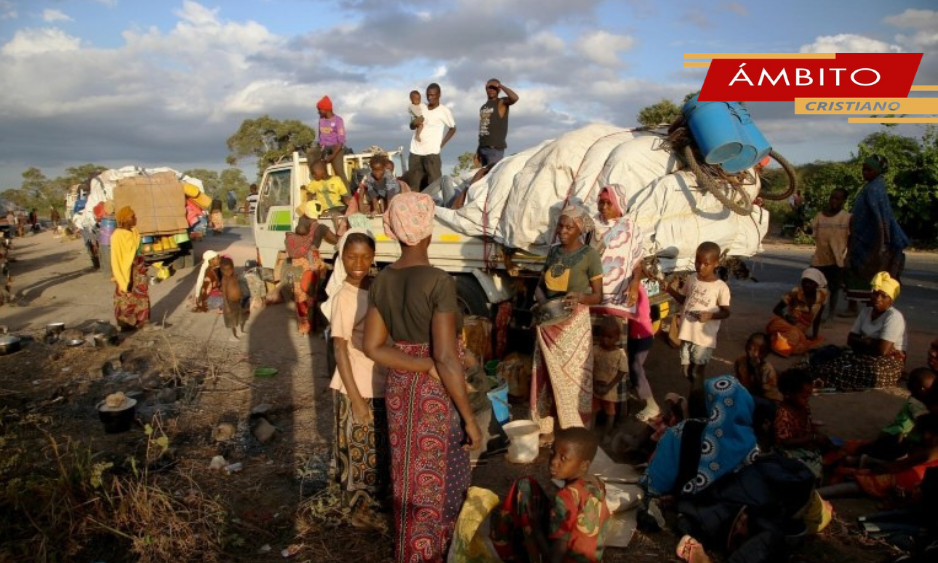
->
<box><xmin>721</xmin><ymin>104</ymin><xmax>772</xmax><ymax>173</ymax></box>
<box><xmin>502</xmin><ymin>420</ymin><xmax>540</xmax><ymax>464</ymax></box>
<box><xmin>98</xmin><ymin>217</ymin><xmax>116</xmax><ymax>246</ymax></box>
<box><xmin>173</xmin><ymin>232</ymin><xmax>190</xmax><ymax>244</ymax></box>
<box><xmin>682</xmin><ymin>94</ymin><xmax>744</xmax><ymax>165</ymax></box>
<box><xmin>183</xmin><ymin>183</ymin><xmax>201</xmax><ymax>198</ymax></box>
<box><xmin>487</xmin><ymin>382</ymin><xmax>511</xmax><ymax>426</ymax></box>
<box><xmin>191</xmin><ymin>192</ymin><xmax>212</xmax><ymax>210</ymax></box>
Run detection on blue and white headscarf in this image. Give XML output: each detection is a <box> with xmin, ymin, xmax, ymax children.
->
<box><xmin>644</xmin><ymin>375</ymin><xmax>760</xmax><ymax>496</ymax></box>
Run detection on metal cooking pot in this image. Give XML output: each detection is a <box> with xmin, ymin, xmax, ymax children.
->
<box><xmin>46</xmin><ymin>322</ymin><xmax>66</xmax><ymax>336</ymax></box>
<box><xmin>531</xmin><ymin>297</ymin><xmax>573</xmax><ymax>327</ymax></box>
<box><xmin>0</xmin><ymin>334</ymin><xmax>22</xmax><ymax>355</ymax></box>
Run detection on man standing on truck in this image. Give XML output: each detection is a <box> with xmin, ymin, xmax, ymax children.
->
<box><xmin>477</xmin><ymin>78</ymin><xmax>518</xmax><ymax>170</ymax></box>
<box><xmin>409</xmin><ymin>83</ymin><xmax>456</xmax><ymax>192</ymax></box>
<box><xmin>315</xmin><ymin>96</ymin><xmax>349</xmax><ymax>188</ymax></box>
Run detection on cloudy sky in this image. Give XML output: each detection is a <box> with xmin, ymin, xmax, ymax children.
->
<box><xmin>0</xmin><ymin>0</ymin><xmax>936</xmax><ymax>190</ymax></box>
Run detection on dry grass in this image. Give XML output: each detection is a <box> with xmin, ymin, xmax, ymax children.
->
<box><xmin>0</xmin><ymin>410</ymin><xmax>228</xmax><ymax>563</ymax></box>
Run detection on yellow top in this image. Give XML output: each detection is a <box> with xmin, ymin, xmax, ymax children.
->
<box><xmin>304</xmin><ymin>176</ymin><xmax>348</xmax><ymax>210</ymax></box>
<box><xmin>110</xmin><ymin>227</ymin><xmax>140</xmax><ymax>291</ymax></box>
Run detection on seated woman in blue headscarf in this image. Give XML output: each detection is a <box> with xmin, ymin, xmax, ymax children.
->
<box><xmin>643</xmin><ymin>376</ymin><xmax>818</xmax><ymax>563</ymax></box>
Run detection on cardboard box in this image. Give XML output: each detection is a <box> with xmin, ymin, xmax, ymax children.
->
<box><xmin>113</xmin><ymin>172</ymin><xmax>188</xmax><ymax>236</ymax></box>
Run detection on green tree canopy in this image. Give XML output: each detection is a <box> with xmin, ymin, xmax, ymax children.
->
<box><xmin>220</xmin><ymin>168</ymin><xmax>251</xmax><ymax>206</ymax></box>
<box><xmin>452</xmin><ymin>151</ymin><xmax>476</xmax><ymax>175</ymax></box>
<box><xmin>637</xmin><ymin>99</ymin><xmax>682</xmax><ymax>127</ymax></box>
<box><xmin>226</xmin><ymin>115</ymin><xmax>316</xmax><ymax>175</ymax></box>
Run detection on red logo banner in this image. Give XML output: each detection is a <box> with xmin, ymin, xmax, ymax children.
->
<box><xmin>699</xmin><ymin>53</ymin><xmax>922</xmax><ymax>102</ymax></box>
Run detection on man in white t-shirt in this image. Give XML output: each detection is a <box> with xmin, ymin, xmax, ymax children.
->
<box><xmin>408</xmin><ymin>83</ymin><xmax>456</xmax><ymax>191</ymax></box>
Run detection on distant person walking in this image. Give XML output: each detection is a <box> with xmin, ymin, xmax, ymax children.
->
<box><xmin>50</xmin><ymin>206</ymin><xmax>60</xmax><ymax>226</ymax></box>
<box><xmin>245</xmin><ymin>184</ymin><xmax>259</xmax><ymax>221</ymax></box>
<box><xmin>110</xmin><ymin>206</ymin><xmax>150</xmax><ymax>331</ymax></box>
<box><xmin>844</xmin><ymin>155</ymin><xmax>909</xmax><ymax>316</ymax></box>
<box><xmin>409</xmin><ymin>83</ymin><xmax>456</xmax><ymax>192</ymax></box>
<box><xmin>314</xmin><ymin>95</ymin><xmax>349</xmax><ymax>188</ymax></box>
<box><xmin>809</xmin><ymin>188</ymin><xmax>849</xmax><ymax>320</ymax></box>
<box><xmin>477</xmin><ymin>78</ymin><xmax>518</xmax><ymax>170</ymax></box>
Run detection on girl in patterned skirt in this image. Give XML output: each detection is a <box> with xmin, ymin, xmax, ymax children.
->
<box><xmin>325</xmin><ymin>229</ymin><xmax>389</xmax><ymax>527</ymax></box>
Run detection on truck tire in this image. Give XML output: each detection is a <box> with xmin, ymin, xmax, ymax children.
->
<box><xmin>455</xmin><ymin>275</ymin><xmax>490</xmax><ymax>318</ymax></box>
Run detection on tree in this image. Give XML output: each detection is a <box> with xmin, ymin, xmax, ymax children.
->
<box><xmin>220</xmin><ymin>168</ymin><xmax>251</xmax><ymax>207</ymax></box>
<box><xmin>182</xmin><ymin>168</ymin><xmax>222</xmax><ymax>197</ymax></box>
<box><xmin>452</xmin><ymin>151</ymin><xmax>477</xmax><ymax>175</ymax></box>
<box><xmin>637</xmin><ymin>99</ymin><xmax>682</xmax><ymax>127</ymax></box>
<box><xmin>226</xmin><ymin>115</ymin><xmax>316</xmax><ymax>175</ymax></box>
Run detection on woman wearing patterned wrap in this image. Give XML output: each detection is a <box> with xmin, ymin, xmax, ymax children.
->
<box><xmin>110</xmin><ymin>206</ymin><xmax>150</xmax><ymax>330</ymax></box>
<box><xmin>844</xmin><ymin>154</ymin><xmax>909</xmax><ymax>314</ymax></box>
<box><xmin>592</xmin><ymin>184</ymin><xmax>659</xmax><ymax>420</ymax></box>
<box><xmin>363</xmin><ymin>192</ymin><xmax>482</xmax><ymax>563</ymax></box>
<box><xmin>644</xmin><ymin>376</ymin><xmax>818</xmax><ymax>563</ymax></box>
<box><xmin>814</xmin><ymin>271</ymin><xmax>907</xmax><ymax>390</ymax></box>
<box><xmin>532</xmin><ymin>203</ymin><xmax>604</xmax><ymax>443</ymax></box>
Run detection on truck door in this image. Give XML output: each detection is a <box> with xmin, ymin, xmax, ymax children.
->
<box><xmin>254</xmin><ymin>168</ymin><xmax>294</xmax><ymax>268</ymax></box>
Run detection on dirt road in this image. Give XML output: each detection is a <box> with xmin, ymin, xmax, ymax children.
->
<box><xmin>1</xmin><ymin>228</ymin><xmax>936</xmax><ymax>562</ymax></box>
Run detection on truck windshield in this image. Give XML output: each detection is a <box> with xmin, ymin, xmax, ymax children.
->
<box><xmin>257</xmin><ymin>169</ymin><xmax>291</xmax><ymax>224</ymax></box>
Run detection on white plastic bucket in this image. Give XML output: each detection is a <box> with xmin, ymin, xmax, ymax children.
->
<box><xmin>502</xmin><ymin>420</ymin><xmax>540</xmax><ymax>464</ymax></box>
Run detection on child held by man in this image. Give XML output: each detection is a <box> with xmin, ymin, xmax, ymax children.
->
<box><xmin>491</xmin><ymin>427</ymin><xmax>611</xmax><ymax>563</ymax></box>
<box><xmin>408</xmin><ymin>90</ymin><xmax>426</xmax><ymax>142</ymax></box>
<box><xmin>666</xmin><ymin>242</ymin><xmax>731</xmax><ymax>392</ymax></box>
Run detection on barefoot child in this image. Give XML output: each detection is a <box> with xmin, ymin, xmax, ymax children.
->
<box><xmin>325</xmin><ymin>230</ymin><xmax>389</xmax><ymax>526</ymax></box>
<box><xmin>220</xmin><ymin>256</ymin><xmax>246</xmax><ymax>339</ymax></box>
<box><xmin>809</xmin><ymin>188</ymin><xmax>849</xmax><ymax>320</ymax></box>
<box><xmin>491</xmin><ymin>427</ymin><xmax>611</xmax><ymax>562</ymax></box>
<box><xmin>408</xmin><ymin>90</ymin><xmax>426</xmax><ymax>142</ymax></box>
<box><xmin>666</xmin><ymin>242</ymin><xmax>731</xmax><ymax>392</ymax></box>
<box><xmin>593</xmin><ymin>316</ymin><xmax>628</xmax><ymax>437</ymax></box>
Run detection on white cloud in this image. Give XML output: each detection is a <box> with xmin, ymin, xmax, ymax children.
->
<box><xmin>1</xmin><ymin>28</ymin><xmax>81</xmax><ymax>56</ymax></box>
<box><xmin>0</xmin><ymin>0</ymin><xmax>16</xmax><ymax>20</ymax></box>
<box><xmin>799</xmin><ymin>33</ymin><xmax>902</xmax><ymax>54</ymax></box>
<box><xmin>883</xmin><ymin>8</ymin><xmax>938</xmax><ymax>29</ymax></box>
<box><xmin>721</xmin><ymin>2</ymin><xmax>748</xmax><ymax>17</ymax></box>
<box><xmin>576</xmin><ymin>31</ymin><xmax>634</xmax><ymax>67</ymax></box>
<box><xmin>42</xmin><ymin>9</ymin><xmax>72</xmax><ymax>23</ymax></box>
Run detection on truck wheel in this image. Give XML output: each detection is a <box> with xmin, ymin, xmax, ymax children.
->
<box><xmin>455</xmin><ymin>275</ymin><xmax>490</xmax><ymax>318</ymax></box>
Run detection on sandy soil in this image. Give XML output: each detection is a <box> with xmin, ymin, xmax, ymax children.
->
<box><xmin>1</xmin><ymin>229</ymin><xmax>935</xmax><ymax>562</ymax></box>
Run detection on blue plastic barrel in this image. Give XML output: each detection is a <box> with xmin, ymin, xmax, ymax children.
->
<box><xmin>98</xmin><ymin>217</ymin><xmax>116</xmax><ymax>246</ymax></box>
<box><xmin>721</xmin><ymin>103</ymin><xmax>772</xmax><ymax>173</ymax></box>
<box><xmin>487</xmin><ymin>382</ymin><xmax>511</xmax><ymax>426</ymax></box>
<box><xmin>682</xmin><ymin>94</ymin><xmax>744</xmax><ymax>165</ymax></box>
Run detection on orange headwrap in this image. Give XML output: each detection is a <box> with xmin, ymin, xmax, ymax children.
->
<box><xmin>317</xmin><ymin>95</ymin><xmax>333</xmax><ymax>112</ymax></box>
<box><xmin>116</xmin><ymin>206</ymin><xmax>135</xmax><ymax>229</ymax></box>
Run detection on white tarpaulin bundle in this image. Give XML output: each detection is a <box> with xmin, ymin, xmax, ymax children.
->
<box><xmin>435</xmin><ymin>124</ymin><xmax>769</xmax><ymax>271</ymax></box>
<box><xmin>71</xmin><ymin>166</ymin><xmax>204</xmax><ymax>232</ymax></box>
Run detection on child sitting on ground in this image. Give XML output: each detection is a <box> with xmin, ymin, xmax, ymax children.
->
<box><xmin>734</xmin><ymin>332</ymin><xmax>781</xmax><ymax>442</ymax></box>
<box><xmin>408</xmin><ymin>90</ymin><xmax>426</xmax><ymax>142</ymax></box>
<box><xmin>851</xmin><ymin>367</ymin><xmax>936</xmax><ymax>464</ymax></box>
<box><xmin>491</xmin><ymin>427</ymin><xmax>611</xmax><ymax>563</ymax></box>
<box><xmin>593</xmin><ymin>316</ymin><xmax>629</xmax><ymax>438</ymax></box>
<box><xmin>666</xmin><ymin>241</ymin><xmax>731</xmax><ymax>393</ymax></box>
<box><xmin>220</xmin><ymin>256</ymin><xmax>246</xmax><ymax>340</ymax></box>
<box><xmin>819</xmin><ymin>413</ymin><xmax>938</xmax><ymax>505</ymax></box>
<box><xmin>774</xmin><ymin>368</ymin><xmax>835</xmax><ymax>481</ymax></box>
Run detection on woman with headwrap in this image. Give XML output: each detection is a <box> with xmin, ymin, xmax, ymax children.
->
<box><xmin>643</xmin><ymin>376</ymin><xmax>818</xmax><ymax>563</ymax></box>
<box><xmin>531</xmin><ymin>203</ymin><xmax>604</xmax><ymax>442</ymax></box>
<box><xmin>813</xmin><ymin>271</ymin><xmax>907</xmax><ymax>390</ymax></box>
<box><xmin>192</xmin><ymin>249</ymin><xmax>222</xmax><ymax>312</ymax></box>
<box><xmin>110</xmin><ymin>206</ymin><xmax>150</xmax><ymax>330</ymax></box>
<box><xmin>592</xmin><ymin>185</ymin><xmax>659</xmax><ymax>420</ymax></box>
<box><xmin>844</xmin><ymin>155</ymin><xmax>910</xmax><ymax>315</ymax></box>
<box><xmin>324</xmin><ymin>228</ymin><xmax>389</xmax><ymax>528</ymax></box>
<box><xmin>765</xmin><ymin>268</ymin><xmax>829</xmax><ymax>357</ymax></box>
<box><xmin>362</xmin><ymin>192</ymin><xmax>482</xmax><ymax>563</ymax></box>
<box><xmin>285</xmin><ymin>202</ymin><xmax>337</xmax><ymax>335</ymax></box>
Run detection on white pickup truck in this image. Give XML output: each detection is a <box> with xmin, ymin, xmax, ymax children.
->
<box><xmin>251</xmin><ymin>150</ymin><xmax>674</xmax><ymax>328</ymax></box>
